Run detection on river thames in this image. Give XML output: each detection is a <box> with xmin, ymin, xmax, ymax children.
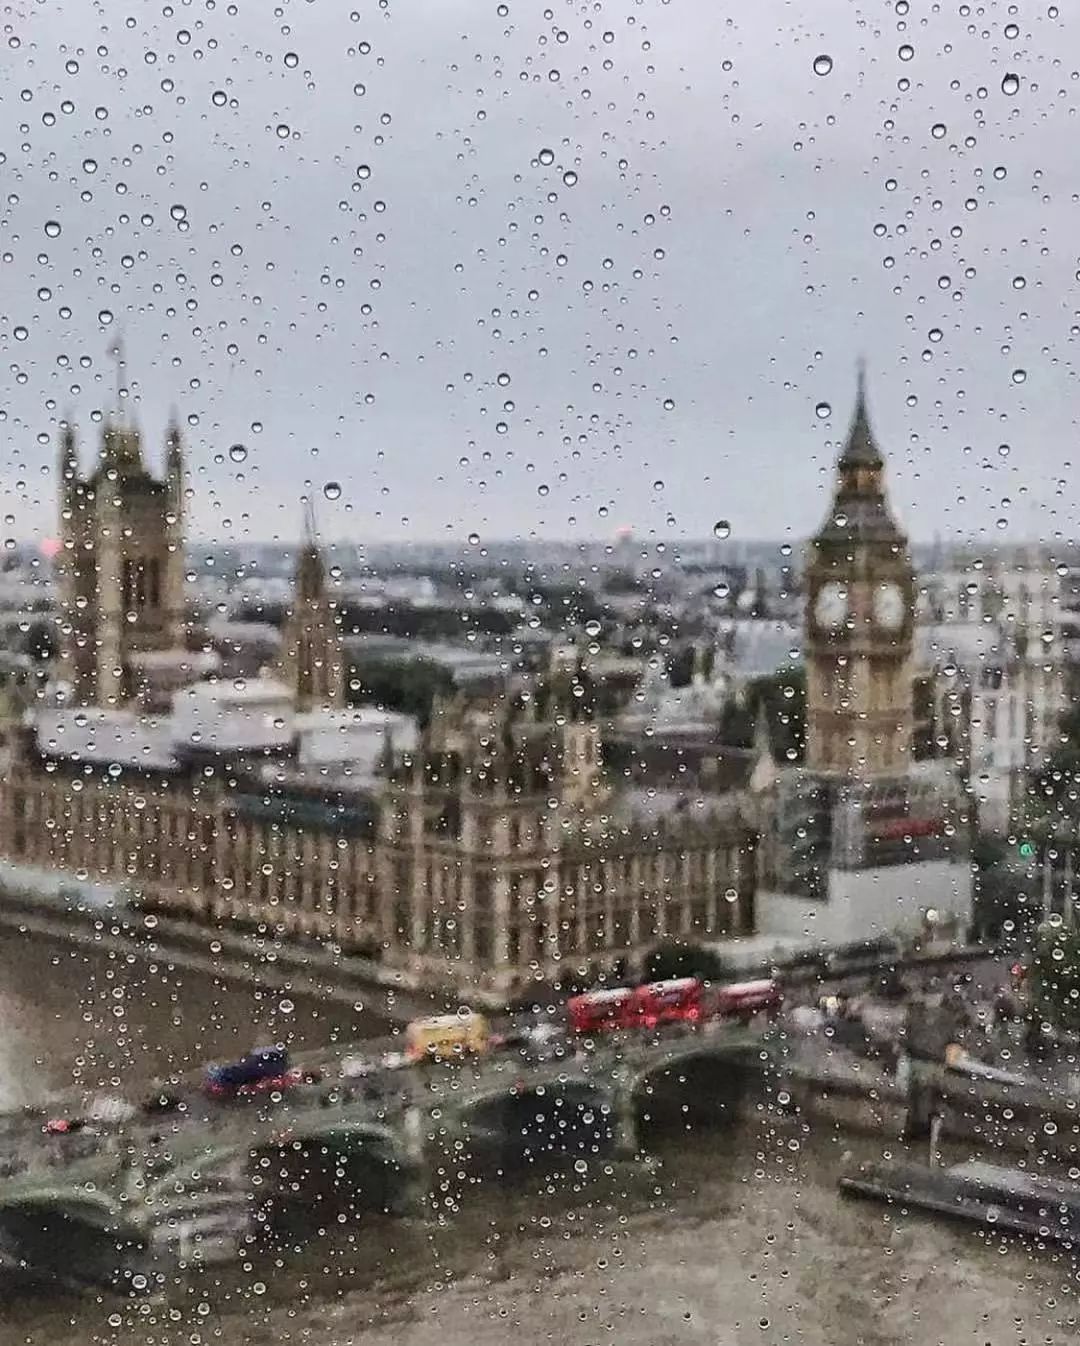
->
<box><xmin>0</xmin><ymin>930</ymin><xmax>1074</xmax><ymax>1346</ymax></box>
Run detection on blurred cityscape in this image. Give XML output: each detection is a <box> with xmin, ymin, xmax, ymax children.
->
<box><xmin>0</xmin><ymin>370</ymin><xmax>1068</xmax><ymax>998</ymax></box>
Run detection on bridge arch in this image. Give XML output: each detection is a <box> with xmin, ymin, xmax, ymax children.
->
<box><xmin>452</xmin><ymin>1077</ymin><xmax>619</xmax><ymax>1170</ymax></box>
<box><xmin>626</xmin><ymin>1039</ymin><xmax>757</xmax><ymax>1133</ymax></box>
<box><xmin>249</xmin><ymin>1119</ymin><xmax>413</xmax><ymax>1227</ymax></box>
<box><xmin>0</xmin><ymin>1188</ymin><xmax>149</xmax><ymax>1290</ymax></box>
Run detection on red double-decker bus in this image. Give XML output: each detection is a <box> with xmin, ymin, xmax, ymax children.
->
<box><xmin>567</xmin><ymin>987</ymin><xmax>636</xmax><ymax>1036</ymax></box>
<box><xmin>625</xmin><ymin>977</ymin><xmax>704</xmax><ymax>1029</ymax></box>
<box><xmin>714</xmin><ymin>978</ymin><xmax>782</xmax><ymax>1022</ymax></box>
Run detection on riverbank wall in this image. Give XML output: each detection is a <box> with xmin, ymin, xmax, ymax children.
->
<box><xmin>0</xmin><ymin>870</ymin><xmax>433</xmax><ymax>1024</ymax></box>
<box><xmin>775</xmin><ymin>1048</ymin><xmax>1080</xmax><ymax>1162</ymax></box>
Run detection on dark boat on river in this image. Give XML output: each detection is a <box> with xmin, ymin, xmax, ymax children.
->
<box><xmin>839</xmin><ymin>1159</ymin><xmax>1080</xmax><ymax>1247</ymax></box>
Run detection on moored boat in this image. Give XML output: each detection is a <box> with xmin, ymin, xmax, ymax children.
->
<box><xmin>840</xmin><ymin>1158</ymin><xmax>1080</xmax><ymax>1246</ymax></box>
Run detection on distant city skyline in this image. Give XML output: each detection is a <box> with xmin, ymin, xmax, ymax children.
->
<box><xmin>0</xmin><ymin>0</ymin><xmax>1072</xmax><ymax>548</ymax></box>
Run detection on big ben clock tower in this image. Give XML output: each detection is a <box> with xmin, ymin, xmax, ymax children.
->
<box><xmin>804</xmin><ymin>364</ymin><xmax>916</xmax><ymax>777</ymax></box>
<box><xmin>756</xmin><ymin>366</ymin><xmax>971</xmax><ymax>948</ymax></box>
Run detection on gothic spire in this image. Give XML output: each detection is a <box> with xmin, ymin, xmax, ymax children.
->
<box><xmin>748</xmin><ymin>699</ymin><xmax>778</xmax><ymax>794</ymax></box>
<box><xmin>814</xmin><ymin>362</ymin><xmax>904</xmax><ymax>547</ymax></box>
<box><xmin>108</xmin><ymin>335</ymin><xmax>129</xmax><ymax>421</ymax></box>
<box><xmin>837</xmin><ymin>358</ymin><xmax>883</xmax><ymax>470</ymax></box>
<box><xmin>303</xmin><ymin>496</ymin><xmax>318</xmax><ymax>546</ymax></box>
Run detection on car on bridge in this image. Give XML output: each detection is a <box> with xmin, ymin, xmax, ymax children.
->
<box><xmin>204</xmin><ymin>1045</ymin><xmax>305</xmax><ymax>1098</ymax></box>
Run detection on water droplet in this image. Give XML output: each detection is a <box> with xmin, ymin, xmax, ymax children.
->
<box><xmin>562</xmin><ymin>169</ymin><xmax>578</xmax><ymax>186</ymax></box>
<box><xmin>1012</xmin><ymin>275</ymin><xmax>1026</xmax><ymax>289</ymax></box>
<box><xmin>43</xmin><ymin>220</ymin><xmax>61</xmax><ymax>238</ymax></box>
<box><xmin>815</xmin><ymin>401</ymin><xmax>831</xmax><ymax>419</ymax></box>
<box><xmin>496</xmin><ymin>371</ymin><xmax>510</xmax><ymax>386</ymax></box>
<box><xmin>1001</xmin><ymin>72</ymin><xmax>1020</xmax><ymax>95</ymax></box>
<box><xmin>1011</xmin><ymin>368</ymin><xmax>1027</xmax><ymax>384</ymax></box>
<box><xmin>284</xmin><ymin>51</ymin><xmax>299</xmax><ymax>68</ymax></box>
<box><xmin>228</xmin><ymin>444</ymin><xmax>247</xmax><ymax>463</ymax></box>
<box><xmin>1004</xmin><ymin>22</ymin><xmax>1020</xmax><ymax>39</ymax></box>
<box><xmin>713</xmin><ymin>520</ymin><xmax>731</xmax><ymax>540</ymax></box>
<box><xmin>276</xmin><ymin>123</ymin><xmax>291</xmax><ymax>138</ymax></box>
<box><xmin>356</xmin><ymin>164</ymin><xmax>371</xmax><ymax>179</ymax></box>
<box><xmin>931</xmin><ymin>122</ymin><xmax>946</xmax><ymax>139</ymax></box>
<box><xmin>585</xmin><ymin>619</ymin><xmax>601</xmax><ymax>637</ymax></box>
<box><xmin>996</xmin><ymin>517</ymin><xmax>1008</xmax><ymax>530</ymax></box>
<box><xmin>82</xmin><ymin>157</ymin><xmax>97</xmax><ymax>174</ymax></box>
<box><xmin>170</xmin><ymin>203</ymin><xmax>187</xmax><ymax>221</ymax></box>
<box><xmin>538</xmin><ymin>147</ymin><xmax>555</xmax><ymax>166</ymax></box>
<box><xmin>812</xmin><ymin>54</ymin><xmax>833</xmax><ymax>76</ymax></box>
<box><xmin>211</xmin><ymin>89</ymin><xmax>227</xmax><ymax>107</ymax></box>
<box><xmin>323</xmin><ymin>481</ymin><xmax>342</xmax><ymax>500</ymax></box>
<box><xmin>898</xmin><ymin>43</ymin><xmax>914</xmax><ymax>60</ymax></box>
<box><xmin>467</xmin><ymin>532</ymin><xmax>480</xmax><ymax>545</ymax></box>
<box><xmin>278</xmin><ymin>998</ymin><xmax>294</xmax><ymax>1015</ymax></box>
<box><xmin>13</xmin><ymin>326</ymin><xmax>27</xmax><ymax>342</ymax></box>
<box><xmin>662</xmin><ymin>397</ymin><xmax>675</xmax><ymax>411</ymax></box>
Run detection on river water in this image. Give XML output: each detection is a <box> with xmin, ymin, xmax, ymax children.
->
<box><xmin>0</xmin><ymin>930</ymin><xmax>1074</xmax><ymax>1346</ymax></box>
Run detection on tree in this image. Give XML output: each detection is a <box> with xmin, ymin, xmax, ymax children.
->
<box><xmin>717</xmin><ymin>666</ymin><xmax>806</xmax><ymax>765</ymax></box>
<box><xmin>21</xmin><ymin>619</ymin><xmax>56</xmax><ymax>665</ymax></box>
<box><xmin>1028</xmin><ymin>924</ymin><xmax>1080</xmax><ymax>1038</ymax></box>
<box><xmin>347</xmin><ymin>657</ymin><xmax>454</xmax><ymax>727</ymax></box>
<box><xmin>970</xmin><ymin>833</ymin><xmax>1041</xmax><ymax>942</ymax></box>
<box><xmin>645</xmin><ymin>941</ymin><xmax>732</xmax><ymax>984</ymax></box>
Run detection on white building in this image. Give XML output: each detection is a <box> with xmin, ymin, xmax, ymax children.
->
<box><xmin>919</xmin><ymin>546</ymin><xmax>1065</xmax><ymax>833</ymax></box>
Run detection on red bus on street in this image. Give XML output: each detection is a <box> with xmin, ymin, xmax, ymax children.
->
<box><xmin>567</xmin><ymin>987</ymin><xmax>636</xmax><ymax>1036</ymax></box>
<box><xmin>714</xmin><ymin>978</ymin><xmax>782</xmax><ymax>1022</ymax></box>
<box><xmin>624</xmin><ymin>977</ymin><xmax>704</xmax><ymax>1029</ymax></box>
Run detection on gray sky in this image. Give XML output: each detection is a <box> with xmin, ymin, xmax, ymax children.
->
<box><xmin>0</xmin><ymin>0</ymin><xmax>1076</xmax><ymax>549</ymax></box>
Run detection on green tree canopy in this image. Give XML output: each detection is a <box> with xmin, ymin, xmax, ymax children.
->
<box><xmin>645</xmin><ymin>941</ymin><xmax>733</xmax><ymax>984</ymax></box>
<box><xmin>1029</xmin><ymin>924</ymin><xmax>1080</xmax><ymax>1037</ymax></box>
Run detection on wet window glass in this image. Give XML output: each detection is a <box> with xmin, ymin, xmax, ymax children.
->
<box><xmin>0</xmin><ymin>2</ymin><xmax>1074</xmax><ymax>1344</ymax></box>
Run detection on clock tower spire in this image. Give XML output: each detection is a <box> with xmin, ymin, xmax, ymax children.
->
<box><xmin>804</xmin><ymin>368</ymin><xmax>915</xmax><ymax>777</ymax></box>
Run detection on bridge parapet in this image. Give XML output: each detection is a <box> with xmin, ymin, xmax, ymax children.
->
<box><xmin>0</xmin><ymin>1021</ymin><xmax>773</xmax><ymax>1280</ymax></box>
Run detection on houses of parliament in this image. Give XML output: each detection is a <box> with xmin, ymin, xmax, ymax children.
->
<box><xmin>0</xmin><ymin>376</ymin><xmax>969</xmax><ymax>1000</ymax></box>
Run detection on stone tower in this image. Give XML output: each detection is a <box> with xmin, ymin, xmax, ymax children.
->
<box><xmin>804</xmin><ymin>367</ymin><xmax>916</xmax><ymax>778</ymax></box>
<box><xmin>377</xmin><ymin>663</ymin><xmax>606</xmax><ymax>993</ymax></box>
<box><xmin>278</xmin><ymin>502</ymin><xmax>345</xmax><ymax>711</ymax></box>
<box><xmin>56</xmin><ymin>356</ymin><xmax>188</xmax><ymax>707</ymax></box>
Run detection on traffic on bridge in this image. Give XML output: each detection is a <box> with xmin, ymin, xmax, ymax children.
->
<box><xmin>0</xmin><ymin>971</ymin><xmax>781</xmax><ymax>1291</ymax></box>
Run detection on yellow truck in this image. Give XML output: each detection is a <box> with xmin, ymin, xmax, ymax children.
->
<box><xmin>405</xmin><ymin>1012</ymin><xmax>491</xmax><ymax>1062</ymax></box>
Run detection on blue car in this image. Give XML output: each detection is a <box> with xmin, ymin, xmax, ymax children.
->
<box><xmin>204</xmin><ymin>1045</ymin><xmax>291</xmax><ymax>1097</ymax></box>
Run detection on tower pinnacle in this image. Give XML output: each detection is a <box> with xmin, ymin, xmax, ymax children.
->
<box><xmin>107</xmin><ymin>336</ymin><xmax>128</xmax><ymax>418</ymax></box>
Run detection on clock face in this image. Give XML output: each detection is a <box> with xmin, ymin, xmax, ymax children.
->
<box><xmin>814</xmin><ymin>581</ymin><xmax>848</xmax><ymax>630</ymax></box>
<box><xmin>873</xmin><ymin>581</ymin><xmax>907</xmax><ymax>630</ymax></box>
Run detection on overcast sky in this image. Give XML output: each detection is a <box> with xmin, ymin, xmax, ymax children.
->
<box><xmin>0</xmin><ymin>0</ymin><xmax>1075</xmax><ymax>550</ymax></box>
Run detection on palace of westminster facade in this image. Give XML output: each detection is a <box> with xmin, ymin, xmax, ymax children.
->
<box><xmin>0</xmin><ymin>379</ymin><xmax>962</xmax><ymax>999</ymax></box>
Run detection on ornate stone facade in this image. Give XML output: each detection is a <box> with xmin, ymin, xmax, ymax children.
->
<box><xmin>803</xmin><ymin>368</ymin><xmax>917</xmax><ymax>777</ymax></box>
<box><xmin>55</xmin><ymin>414</ymin><xmax>187</xmax><ymax>708</ymax></box>
<box><xmin>0</xmin><ymin>676</ymin><xmax>754</xmax><ymax>999</ymax></box>
<box><xmin>0</xmin><ymin>409</ymin><xmax>758</xmax><ymax>1001</ymax></box>
<box><xmin>277</xmin><ymin>503</ymin><xmax>345</xmax><ymax>711</ymax></box>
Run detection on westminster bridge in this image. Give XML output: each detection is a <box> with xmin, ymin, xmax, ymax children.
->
<box><xmin>0</xmin><ymin>1019</ymin><xmax>770</xmax><ymax>1287</ymax></box>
